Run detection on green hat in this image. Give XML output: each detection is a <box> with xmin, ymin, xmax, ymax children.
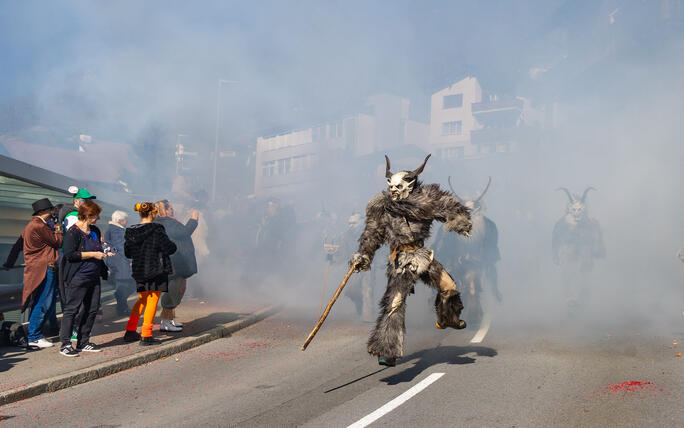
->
<box><xmin>73</xmin><ymin>188</ymin><xmax>96</xmax><ymax>200</ymax></box>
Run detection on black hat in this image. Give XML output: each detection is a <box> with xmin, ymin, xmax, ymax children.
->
<box><xmin>32</xmin><ymin>198</ymin><xmax>54</xmax><ymax>216</ymax></box>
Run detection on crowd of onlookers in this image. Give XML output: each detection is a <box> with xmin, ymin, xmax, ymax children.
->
<box><xmin>3</xmin><ymin>188</ymin><xmax>200</xmax><ymax>357</ymax></box>
<box><xmin>2</xmin><ymin>184</ymin><xmax>379</xmax><ymax>357</ymax></box>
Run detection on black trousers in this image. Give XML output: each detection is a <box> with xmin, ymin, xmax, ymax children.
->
<box><xmin>60</xmin><ymin>276</ymin><xmax>101</xmax><ymax>346</ymax></box>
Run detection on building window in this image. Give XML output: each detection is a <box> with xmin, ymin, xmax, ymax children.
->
<box><xmin>440</xmin><ymin>147</ymin><xmax>464</xmax><ymax>160</ymax></box>
<box><xmin>261</xmin><ymin>160</ymin><xmax>276</xmax><ymax>176</ymax></box>
<box><xmin>441</xmin><ymin>121</ymin><xmax>462</xmax><ymax>136</ymax></box>
<box><xmin>277</xmin><ymin>158</ymin><xmax>291</xmax><ymax>175</ymax></box>
<box><xmin>443</xmin><ymin>94</ymin><xmax>463</xmax><ymax>109</ymax></box>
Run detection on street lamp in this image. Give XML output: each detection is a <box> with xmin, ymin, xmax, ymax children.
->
<box><xmin>212</xmin><ymin>79</ymin><xmax>239</xmax><ymax>203</ymax></box>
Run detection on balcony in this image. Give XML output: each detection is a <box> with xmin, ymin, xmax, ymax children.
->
<box><xmin>472</xmin><ymin>97</ymin><xmax>523</xmax><ymax>114</ymax></box>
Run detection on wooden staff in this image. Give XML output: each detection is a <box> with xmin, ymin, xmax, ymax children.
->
<box><xmin>301</xmin><ymin>263</ymin><xmax>356</xmax><ymax>351</ymax></box>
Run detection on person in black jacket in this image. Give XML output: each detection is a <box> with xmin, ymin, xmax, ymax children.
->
<box><xmin>59</xmin><ymin>200</ymin><xmax>109</xmax><ymax>357</ymax></box>
<box><xmin>123</xmin><ymin>202</ymin><xmax>177</xmax><ymax>345</ymax></box>
<box><xmin>154</xmin><ymin>200</ymin><xmax>198</xmax><ymax>332</ymax></box>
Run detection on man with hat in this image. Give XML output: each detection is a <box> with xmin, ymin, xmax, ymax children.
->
<box><xmin>22</xmin><ymin>198</ymin><xmax>63</xmax><ymax>348</ymax></box>
<box><xmin>59</xmin><ymin>187</ymin><xmax>96</xmax><ymax>231</ymax></box>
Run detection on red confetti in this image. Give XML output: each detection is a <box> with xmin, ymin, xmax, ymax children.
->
<box><xmin>603</xmin><ymin>381</ymin><xmax>656</xmax><ymax>393</ymax></box>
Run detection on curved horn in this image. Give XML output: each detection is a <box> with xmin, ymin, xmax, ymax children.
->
<box><xmin>385</xmin><ymin>155</ymin><xmax>392</xmax><ymax>179</ymax></box>
<box><xmin>406</xmin><ymin>154</ymin><xmax>431</xmax><ymax>178</ymax></box>
<box><xmin>474</xmin><ymin>176</ymin><xmax>492</xmax><ymax>203</ymax></box>
<box><xmin>556</xmin><ymin>187</ymin><xmax>574</xmax><ymax>203</ymax></box>
<box><xmin>447</xmin><ymin>176</ymin><xmax>464</xmax><ymax>203</ymax></box>
<box><xmin>580</xmin><ymin>186</ymin><xmax>596</xmax><ymax>203</ymax></box>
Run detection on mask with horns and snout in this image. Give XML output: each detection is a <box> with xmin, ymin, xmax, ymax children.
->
<box><xmin>385</xmin><ymin>154</ymin><xmax>431</xmax><ymax>201</ymax></box>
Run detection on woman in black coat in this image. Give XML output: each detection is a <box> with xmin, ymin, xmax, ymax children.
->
<box><xmin>59</xmin><ymin>200</ymin><xmax>109</xmax><ymax>357</ymax></box>
<box><xmin>123</xmin><ymin>202</ymin><xmax>177</xmax><ymax>345</ymax></box>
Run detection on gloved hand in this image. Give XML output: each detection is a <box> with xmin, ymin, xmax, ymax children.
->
<box><xmin>349</xmin><ymin>253</ymin><xmax>371</xmax><ymax>272</ymax></box>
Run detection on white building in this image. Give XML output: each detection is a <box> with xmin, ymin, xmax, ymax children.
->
<box><xmin>254</xmin><ymin>95</ymin><xmax>429</xmax><ymax>198</ymax></box>
<box><xmin>430</xmin><ymin>77</ymin><xmax>484</xmax><ymax>160</ymax></box>
<box><xmin>430</xmin><ymin>76</ymin><xmax>543</xmax><ymax>160</ymax></box>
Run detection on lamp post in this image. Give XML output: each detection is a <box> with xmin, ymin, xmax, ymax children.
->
<box><xmin>211</xmin><ymin>79</ymin><xmax>238</xmax><ymax>203</ymax></box>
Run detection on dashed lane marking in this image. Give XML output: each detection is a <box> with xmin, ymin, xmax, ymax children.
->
<box><xmin>469</xmin><ymin>314</ymin><xmax>491</xmax><ymax>344</ymax></box>
<box><xmin>347</xmin><ymin>372</ymin><xmax>445</xmax><ymax>428</ymax></box>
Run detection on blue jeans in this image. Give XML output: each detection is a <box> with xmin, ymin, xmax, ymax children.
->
<box><xmin>27</xmin><ymin>267</ymin><xmax>58</xmax><ymax>342</ymax></box>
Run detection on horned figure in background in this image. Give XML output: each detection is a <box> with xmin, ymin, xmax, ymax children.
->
<box><xmin>348</xmin><ymin>154</ymin><xmax>472</xmax><ymax>367</ymax></box>
<box><xmin>552</xmin><ymin>187</ymin><xmax>606</xmax><ymax>314</ymax></box>
<box><xmin>434</xmin><ymin>176</ymin><xmax>501</xmax><ymax>327</ymax></box>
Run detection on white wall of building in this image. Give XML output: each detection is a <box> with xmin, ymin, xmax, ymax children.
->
<box><xmin>430</xmin><ymin>76</ymin><xmax>483</xmax><ymax>159</ymax></box>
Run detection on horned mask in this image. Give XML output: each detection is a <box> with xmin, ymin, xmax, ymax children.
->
<box><xmin>449</xmin><ymin>176</ymin><xmax>491</xmax><ymax>216</ymax></box>
<box><xmin>558</xmin><ymin>187</ymin><xmax>595</xmax><ymax>223</ymax></box>
<box><xmin>385</xmin><ymin>154</ymin><xmax>431</xmax><ymax>201</ymax></box>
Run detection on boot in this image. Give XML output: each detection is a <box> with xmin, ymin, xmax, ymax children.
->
<box><xmin>378</xmin><ymin>356</ymin><xmax>397</xmax><ymax>367</ymax></box>
<box><xmin>123</xmin><ymin>330</ymin><xmax>141</xmax><ymax>342</ymax></box>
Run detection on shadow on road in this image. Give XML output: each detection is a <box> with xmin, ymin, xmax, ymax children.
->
<box><xmin>380</xmin><ymin>345</ymin><xmax>498</xmax><ymax>385</ymax></box>
<box><xmin>0</xmin><ymin>348</ymin><xmax>30</xmax><ymax>373</ymax></box>
<box><xmin>96</xmin><ymin>311</ymin><xmax>242</xmax><ymax>348</ymax></box>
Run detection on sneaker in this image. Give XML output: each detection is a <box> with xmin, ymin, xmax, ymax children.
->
<box><xmin>378</xmin><ymin>356</ymin><xmax>397</xmax><ymax>367</ymax></box>
<box><xmin>170</xmin><ymin>319</ymin><xmax>183</xmax><ymax>328</ymax></box>
<box><xmin>140</xmin><ymin>336</ymin><xmax>161</xmax><ymax>346</ymax></box>
<box><xmin>28</xmin><ymin>338</ymin><xmax>54</xmax><ymax>348</ymax></box>
<box><xmin>123</xmin><ymin>330</ymin><xmax>141</xmax><ymax>343</ymax></box>
<box><xmin>77</xmin><ymin>342</ymin><xmax>102</xmax><ymax>352</ymax></box>
<box><xmin>60</xmin><ymin>345</ymin><xmax>79</xmax><ymax>357</ymax></box>
<box><xmin>160</xmin><ymin>319</ymin><xmax>182</xmax><ymax>332</ymax></box>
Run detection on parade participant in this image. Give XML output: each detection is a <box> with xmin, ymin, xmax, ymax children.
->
<box><xmin>22</xmin><ymin>198</ymin><xmax>63</xmax><ymax>348</ymax></box>
<box><xmin>155</xmin><ymin>199</ymin><xmax>198</xmax><ymax>332</ymax></box>
<box><xmin>349</xmin><ymin>154</ymin><xmax>472</xmax><ymax>366</ymax></box>
<box><xmin>123</xmin><ymin>202</ymin><xmax>177</xmax><ymax>345</ymax></box>
<box><xmin>552</xmin><ymin>187</ymin><xmax>606</xmax><ymax>315</ymax></box>
<box><xmin>434</xmin><ymin>177</ymin><xmax>501</xmax><ymax>326</ymax></box>
<box><xmin>59</xmin><ymin>200</ymin><xmax>109</xmax><ymax>356</ymax></box>
<box><xmin>59</xmin><ymin>187</ymin><xmax>96</xmax><ymax>230</ymax></box>
<box><xmin>104</xmin><ymin>210</ymin><xmax>135</xmax><ymax>316</ymax></box>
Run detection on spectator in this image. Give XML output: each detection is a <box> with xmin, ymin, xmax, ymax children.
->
<box><xmin>105</xmin><ymin>210</ymin><xmax>135</xmax><ymax>316</ymax></box>
<box><xmin>22</xmin><ymin>198</ymin><xmax>63</xmax><ymax>349</ymax></box>
<box><xmin>123</xmin><ymin>202</ymin><xmax>177</xmax><ymax>345</ymax></box>
<box><xmin>59</xmin><ymin>200</ymin><xmax>109</xmax><ymax>357</ymax></box>
<box><xmin>155</xmin><ymin>199</ymin><xmax>198</xmax><ymax>332</ymax></box>
<box><xmin>58</xmin><ymin>187</ymin><xmax>96</xmax><ymax>231</ymax></box>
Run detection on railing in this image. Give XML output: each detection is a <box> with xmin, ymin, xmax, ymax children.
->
<box><xmin>472</xmin><ymin>98</ymin><xmax>523</xmax><ymax>113</ymax></box>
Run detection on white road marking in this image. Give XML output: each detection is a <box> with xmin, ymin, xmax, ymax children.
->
<box><xmin>469</xmin><ymin>314</ymin><xmax>491</xmax><ymax>344</ymax></box>
<box><xmin>347</xmin><ymin>372</ymin><xmax>445</xmax><ymax>428</ymax></box>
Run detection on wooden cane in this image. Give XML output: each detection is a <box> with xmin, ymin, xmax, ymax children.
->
<box><xmin>301</xmin><ymin>264</ymin><xmax>357</xmax><ymax>351</ymax></box>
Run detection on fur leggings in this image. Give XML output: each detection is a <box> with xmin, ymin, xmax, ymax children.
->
<box><xmin>367</xmin><ymin>258</ymin><xmax>463</xmax><ymax>358</ymax></box>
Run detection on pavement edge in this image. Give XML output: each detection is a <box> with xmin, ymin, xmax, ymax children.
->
<box><xmin>0</xmin><ymin>305</ymin><xmax>281</xmax><ymax>407</ymax></box>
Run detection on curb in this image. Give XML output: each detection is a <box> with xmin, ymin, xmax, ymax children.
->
<box><xmin>0</xmin><ymin>305</ymin><xmax>280</xmax><ymax>406</ymax></box>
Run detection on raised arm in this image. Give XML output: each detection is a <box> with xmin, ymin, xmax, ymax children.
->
<box><xmin>424</xmin><ymin>184</ymin><xmax>472</xmax><ymax>236</ymax></box>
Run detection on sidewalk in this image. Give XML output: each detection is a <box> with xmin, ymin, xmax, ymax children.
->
<box><xmin>0</xmin><ymin>295</ymin><xmax>278</xmax><ymax>405</ymax></box>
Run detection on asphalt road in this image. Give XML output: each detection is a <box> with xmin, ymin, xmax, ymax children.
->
<box><xmin>1</xmin><ymin>308</ymin><xmax>683</xmax><ymax>428</ymax></box>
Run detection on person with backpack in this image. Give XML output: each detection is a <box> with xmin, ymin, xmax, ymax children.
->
<box><xmin>59</xmin><ymin>200</ymin><xmax>110</xmax><ymax>357</ymax></box>
<box><xmin>123</xmin><ymin>202</ymin><xmax>177</xmax><ymax>345</ymax></box>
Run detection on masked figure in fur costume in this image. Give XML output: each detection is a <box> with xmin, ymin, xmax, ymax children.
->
<box><xmin>349</xmin><ymin>154</ymin><xmax>472</xmax><ymax>367</ymax></box>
